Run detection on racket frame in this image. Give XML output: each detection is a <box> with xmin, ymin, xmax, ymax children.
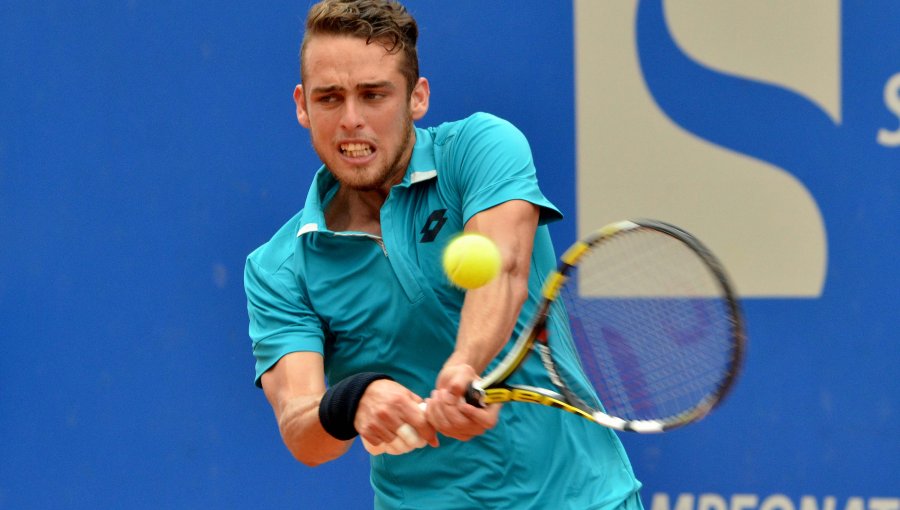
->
<box><xmin>467</xmin><ymin>219</ymin><xmax>746</xmax><ymax>433</ymax></box>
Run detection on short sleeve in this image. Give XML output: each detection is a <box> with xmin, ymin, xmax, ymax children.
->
<box><xmin>244</xmin><ymin>255</ymin><xmax>325</xmax><ymax>387</ymax></box>
<box><xmin>441</xmin><ymin>113</ymin><xmax>563</xmax><ymax>226</ymax></box>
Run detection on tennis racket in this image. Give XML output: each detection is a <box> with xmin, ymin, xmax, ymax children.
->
<box><xmin>465</xmin><ymin>218</ymin><xmax>745</xmax><ymax>433</ymax></box>
<box><xmin>366</xmin><ymin>219</ymin><xmax>745</xmax><ymax>454</ymax></box>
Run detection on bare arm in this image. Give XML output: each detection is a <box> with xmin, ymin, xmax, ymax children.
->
<box><xmin>262</xmin><ymin>352</ymin><xmax>437</xmax><ymax>465</ymax></box>
<box><xmin>427</xmin><ymin>199</ymin><xmax>539</xmax><ymax>439</ymax></box>
<box><xmin>261</xmin><ymin>352</ymin><xmax>351</xmax><ymax>467</ymax></box>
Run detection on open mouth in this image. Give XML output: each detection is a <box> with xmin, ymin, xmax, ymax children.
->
<box><xmin>340</xmin><ymin>142</ymin><xmax>374</xmax><ymax>158</ymax></box>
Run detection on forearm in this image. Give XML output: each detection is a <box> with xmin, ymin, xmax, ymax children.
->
<box><xmin>261</xmin><ymin>352</ymin><xmax>352</xmax><ymax>467</ymax></box>
<box><xmin>447</xmin><ymin>201</ymin><xmax>537</xmax><ymax>373</ymax></box>
<box><xmin>450</xmin><ymin>253</ymin><xmax>530</xmax><ymax>373</ymax></box>
<box><xmin>276</xmin><ymin>394</ymin><xmax>353</xmax><ymax>467</ymax></box>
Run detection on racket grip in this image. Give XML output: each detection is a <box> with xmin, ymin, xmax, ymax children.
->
<box><xmin>464</xmin><ymin>384</ymin><xmax>485</xmax><ymax>408</ymax></box>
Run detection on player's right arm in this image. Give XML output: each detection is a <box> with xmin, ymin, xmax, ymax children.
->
<box><xmin>260</xmin><ymin>351</ymin><xmax>351</xmax><ymax>466</ymax></box>
<box><xmin>261</xmin><ymin>352</ymin><xmax>437</xmax><ymax>465</ymax></box>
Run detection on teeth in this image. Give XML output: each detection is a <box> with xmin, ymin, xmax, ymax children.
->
<box><xmin>340</xmin><ymin>143</ymin><xmax>373</xmax><ymax>158</ymax></box>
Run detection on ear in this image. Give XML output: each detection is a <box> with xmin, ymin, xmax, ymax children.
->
<box><xmin>294</xmin><ymin>84</ymin><xmax>311</xmax><ymax>128</ymax></box>
<box><xmin>409</xmin><ymin>77</ymin><xmax>430</xmax><ymax>121</ymax></box>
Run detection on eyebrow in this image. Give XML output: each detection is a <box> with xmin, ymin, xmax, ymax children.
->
<box><xmin>309</xmin><ymin>81</ymin><xmax>396</xmax><ymax>95</ymax></box>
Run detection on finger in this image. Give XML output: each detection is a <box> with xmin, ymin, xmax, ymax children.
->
<box><xmin>386</xmin><ymin>425</ymin><xmax>431</xmax><ymax>455</ymax></box>
<box><xmin>362</xmin><ymin>437</ymin><xmax>387</xmax><ymax>455</ymax></box>
<box><xmin>364</xmin><ymin>424</ymin><xmax>427</xmax><ymax>456</ymax></box>
<box><xmin>364</xmin><ymin>436</ymin><xmax>409</xmax><ymax>456</ymax></box>
<box><xmin>362</xmin><ymin>434</ymin><xmax>408</xmax><ymax>455</ymax></box>
<box><xmin>383</xmin><ymin>436</ymin><xmax>412</xmax><ymax>455</ymax></box>
<box><xmin>427</xmin><ymin>390</ymin><xmax>478</xmax><ymax>438</ymax></box>
<box><xmin>458</xmin><ymin>402</ymin><xmax>501</xmax><ymax>429</ymax></box>
<box><xmin>417</xmin><ymin>405</ymin><xmax>440</xmax><ymax>447</ymax></box>
<box><xmin>361</xmin><ymin>424</ymin><xmax>412</xmax><ymax>456</ymax></box>
<box><xmin>408</xmin><ymin>401</ymin><xmax>439</xmax><ymax>447</ymax></box>
<box><xmin>437</xmin><ymin>389</ymin><xmax>470</xmax><ymax>423</ymax></box>
<box><xmin>438</xmin><ymin>376</ymin><xmax>469</xmax><ymax>400</ymax></box>
<box><xmin>396</xmin><ymin>423</ymin><xmax>426</xmax><ymax>449</ymax></box>
<box><xmin>425</xmin><ymin>390</ymin><xmax>452</xmax><ymax>429</ymax></box>
<box><xmin>358</xmin><ymin>424</ymin><xmax>398</xmax><ymax>446</ymax></box>
<box><xmin>430</xmin><ymin>389</ymin><xmax>501</xmax><ymax>441</ymax></box>
<box><xmin>435</xmin><ymin>364</ymin><xmax>479</xmax><ymax>397</ymax></box>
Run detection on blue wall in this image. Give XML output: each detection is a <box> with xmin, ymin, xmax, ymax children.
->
<box><xmin>1</xmin><ymin>2</ymin><xmax>896</xmax><ymax>508</ymax></box>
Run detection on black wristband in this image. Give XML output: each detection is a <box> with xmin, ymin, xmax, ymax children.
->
<box><xmin>318</xmin><ymin>372</ymin><xmax>394</xmax><ymax>440</ymax></box>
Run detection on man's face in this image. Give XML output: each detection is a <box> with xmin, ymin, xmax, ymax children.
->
<box><xmin>295</xmin><ymin>35</ymin><xmax>429</xmax><ymax>192</ymax></box>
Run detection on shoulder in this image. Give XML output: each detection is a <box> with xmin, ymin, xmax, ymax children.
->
<box><xmin>245</xmin><ymin>209</ymin><xmax>306</xmax><ymax>277</ymax></box>
<box><xmin>432</xmin><ymin>112</ymin><xmax>527</xmax><ymax>148</ymax></box>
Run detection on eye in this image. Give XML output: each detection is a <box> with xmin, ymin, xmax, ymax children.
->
<box><xmin>313</xmin><ymin>93</ymin><xmax>341</xmax><ymax>105</ymax></box>
<box><xmin>364</xmin><ymin>91</ymin><xmax>386</xmax><ymax>100</ymax></box>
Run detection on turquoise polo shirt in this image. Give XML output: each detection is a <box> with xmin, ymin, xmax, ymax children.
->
<box><xmin>245</xmin><ymin>112</ymin><xmax>642</xmax><ymax>509</ymax></box>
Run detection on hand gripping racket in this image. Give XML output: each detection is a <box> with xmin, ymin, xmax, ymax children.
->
<box><xmin>464</xmin><ymin>219</ymin><xmax>746</xmax><ymax>433</ymax></box>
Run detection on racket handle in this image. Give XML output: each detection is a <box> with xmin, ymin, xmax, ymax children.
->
<box><xmin>464</xmin><ymin>384</ymin><xmax>486</xmax><ymax>408</ymax></box>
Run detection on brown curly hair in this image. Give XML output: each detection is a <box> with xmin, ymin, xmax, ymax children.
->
<box><xmin>301</xmin><ymin>0</ymin><xmax>420</xmax><ymax>95</ymax></box>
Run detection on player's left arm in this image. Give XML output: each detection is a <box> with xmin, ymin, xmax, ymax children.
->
<box><xmin>427</xmin><ymin>199</ymin><xmax>540</xmax><ymax>441</ymax></box>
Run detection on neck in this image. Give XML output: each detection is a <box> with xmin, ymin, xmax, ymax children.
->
<box><xmin>325</xmin><ymin>186</ymin><xmax>387</xmax><ymax>236</ymax></box>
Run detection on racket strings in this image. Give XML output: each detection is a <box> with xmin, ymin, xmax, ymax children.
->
<box><xmin>562</xmin><ymin>228</ymin><xmax>736</xmax><ymax>424</ymax></box>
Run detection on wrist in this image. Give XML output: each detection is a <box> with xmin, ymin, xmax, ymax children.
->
<box><xmin>443</xmin><ymin>350</ymin><xmax>486</xmax><ymax>376</ymax></box>
<box><xmin>318</xmin><ymin>372</ymin><xmax>394</xmax><ymax>440</ymax></box>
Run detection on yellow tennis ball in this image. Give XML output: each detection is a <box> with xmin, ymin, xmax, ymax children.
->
<box><xmin>442</xmin><ymin>233</ymin><xmax>502</xmax><ymax>289</ymax></box>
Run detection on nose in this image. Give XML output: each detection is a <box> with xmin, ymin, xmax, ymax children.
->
<box><xmin>340</xmin><ymin>98</ymin><xmax>364</xmax><ymax>131</ymax></box>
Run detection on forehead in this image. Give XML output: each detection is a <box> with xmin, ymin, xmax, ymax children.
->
<box><xmin>302</xmin><ymin>35</ymin><xmax>405</xmax><ymax>89</ymax></box>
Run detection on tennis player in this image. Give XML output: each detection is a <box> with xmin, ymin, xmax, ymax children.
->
<box><xmin>244</xmin><ymin>1</ymin><xmax>643</xmax><ymax>507</ymax></box>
